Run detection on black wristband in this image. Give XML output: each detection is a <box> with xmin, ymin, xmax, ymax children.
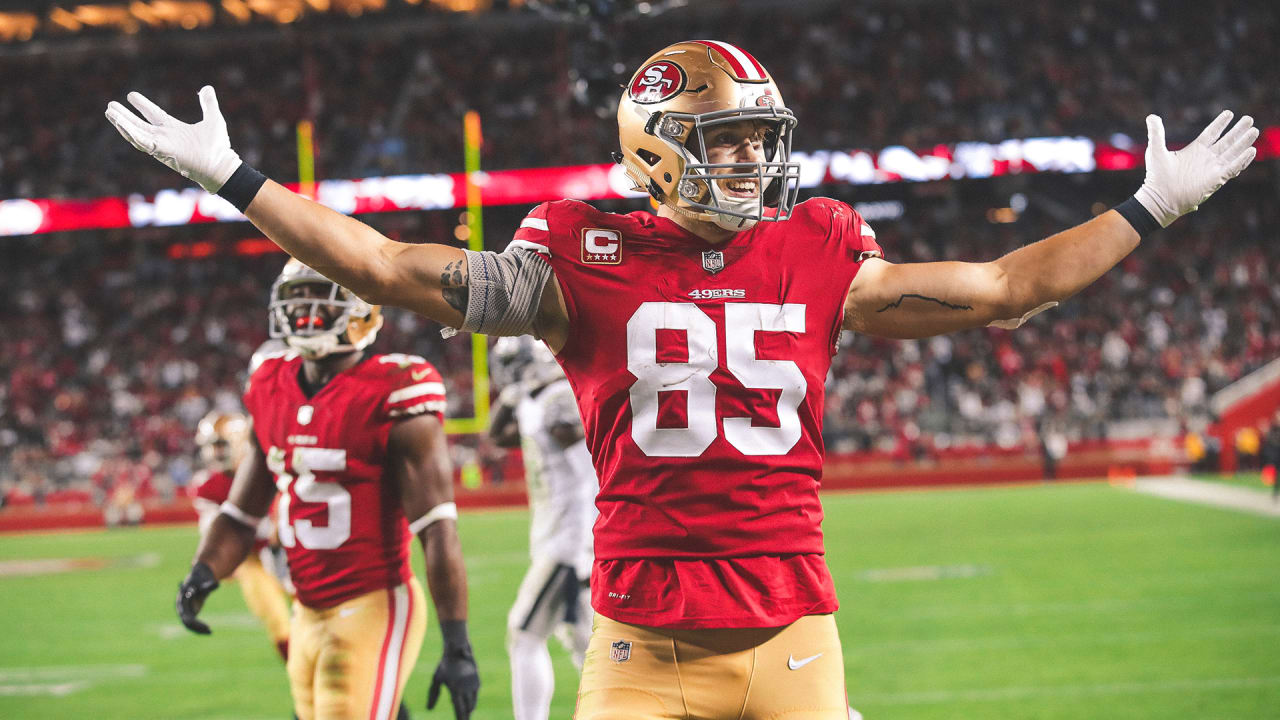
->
<box><xmin>1113</xmin><ymin>195</ymin><xmax>1160</xmax><ymax>238</ymax></box>
<box><xmin>440</xmin><ymin>619</ymin><xmax>471</xmax><ymax>653</ymax></box>
<box><xmin>217</xmin><ymin>163</ymin><xmax>267</xmax><ymax>213</ymax></box>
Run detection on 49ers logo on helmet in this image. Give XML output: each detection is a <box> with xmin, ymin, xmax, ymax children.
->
<box><xmin>629</xmin><ymin>61</ymin><xmax>686</xmax><ymax>104</ymax></box>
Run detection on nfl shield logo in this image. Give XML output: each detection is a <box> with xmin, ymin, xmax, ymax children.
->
<box><xmin>701</xmin><ymin>250</ymin><xmax>725</xmax><ymax>274</ymax></box>
<box><xmin>297</xmin><ymin>405</ymin><xmax>314</xmax><ymax>426</ymax></box>
<box><xmin>609</xmin><ymin>640</ymin><xmax>632</xmax><ymax>663</ymax></box>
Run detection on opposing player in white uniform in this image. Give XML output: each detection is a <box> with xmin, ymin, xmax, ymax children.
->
<box><xmin>489</xmin><ymin>336</ymin><xmax>596</xmax><ymax>720</ymax></box>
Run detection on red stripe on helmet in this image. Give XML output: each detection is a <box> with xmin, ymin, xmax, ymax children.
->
<box><xmin>693</xmin><ymin>40</ymin><xmax>766</xmax><ymax>81</ymax></box>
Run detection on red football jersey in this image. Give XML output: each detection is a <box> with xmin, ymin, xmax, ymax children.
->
<box><xmin>242</xmin><ymin>350</ymin><xmax>446</xmax><ymax>609</ymax></box>
<box><xmin>512</xmin><ymin>197</ymin><xmax>882</xmax><ymax>628</ymax></box>
<box><xmin>191</xmin><ymin>469</ymin><xmax>276</xmax><ymax>552</ymax></box>
<box><xmin>191</xmin><ymin>469</ymin><xmax>233</xmax><ymax>504</ymax></box>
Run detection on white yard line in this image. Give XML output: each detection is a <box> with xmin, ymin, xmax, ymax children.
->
<box><xmin>0</xmin><ymin>664</ymin><xmax>146</xmax><ymax>698</ymax></box>
<box><xmin>0</xmin><ymin>681</ymin><xmax>89</xmax><ymax>697</ymax></box>
<box><xmin>1131</xmin><ymin>476</ymin><xmax>1280</xmax><ymax>518</ymax></box>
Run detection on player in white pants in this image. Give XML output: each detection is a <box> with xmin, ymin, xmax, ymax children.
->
<box><xmin>491</xmin><ymin>337</ymin><xmax>598</xmax><ymax>720</ymax></box>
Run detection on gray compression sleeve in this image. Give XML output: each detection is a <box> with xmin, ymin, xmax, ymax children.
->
<box><xmin>441</xmin><ymin>247</ymin><xmax>552</xmax><ymax>338</ymax></box>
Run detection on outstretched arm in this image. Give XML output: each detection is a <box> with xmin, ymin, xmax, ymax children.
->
<box><xmin>844</xmin><ymin>111</ymin><xmax>1258</xmax><ymax>339</ymax></box>
<box><xmin>106</xmin><ymin>87</ymin><xmax>569</xmax><ymax>349</ymax></box>
<box><xmin>845</xmin><ymin>211</ymin><xmax>1136</xmax><ymax>338</ymax></box>
<box><xmin>243</xmin><ymin>181</ymin><xmax>469</xmax><ymax>324</ymax></box>
<box><xmin>390</xmin><ymin>413</ymin><xmax>479</xmax><ymax>719</ymax></box>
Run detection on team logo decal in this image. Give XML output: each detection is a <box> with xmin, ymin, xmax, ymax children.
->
<box><xmin>582</xmin><ymin>228</ymin><xmax>622</xmax><ymax>265</ymax></box>
<box><xmin>296</xmin><ymin>405</ymin><xmax>314</xmax><ymax>426</ymax></box>
<box><xmin>702</xmin><ymin>249</ymin><xmax>725</xmax><ymax>274</ymax></box>
<box><xmin>629</xmin><ymin>61</ymin><xmax>687</xmax><ymax>104</ymax></box>
<box><xmin>610</xmin><ymin>640</ymin><xmax>632</xmax><ymax>663</ymax></box>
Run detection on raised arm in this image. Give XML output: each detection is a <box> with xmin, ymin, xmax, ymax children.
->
<box><xmin>241</xmin><ymin>181</ymin><xmax>465</xmax><ymax>322</ymax></box>
<box><xmin>845</xmin><ymin>111</ymin><xmax>1258</xmax><ymax>339</ymax></box>
<box><xmin>105</xmin><ymin>87</ymin><xmax>569</xmax><ymax>349</ymax></box>
<box><xmin>389</xmin><ymin>413</ymin><xmax>479</xmax><ymax>718</ymax></box>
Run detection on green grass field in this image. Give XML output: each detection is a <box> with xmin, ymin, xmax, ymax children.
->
<box><xmin>2</xmin><ymin>481</ymin><xmax>1278</xmax><ymax>719</ymax></box>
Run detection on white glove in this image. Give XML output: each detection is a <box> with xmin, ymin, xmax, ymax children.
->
<box><xmin>105</xmin><ymin>86</ymin><xmax>242</xmax><ymax>193</ymax></box>
<box><xmin>1134</xmin><ymin>110</ymin><xmax>1258</xmax><ymax>228</ymax></box>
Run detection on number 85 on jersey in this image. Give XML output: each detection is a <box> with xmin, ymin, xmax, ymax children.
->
<box><xmin>626</xmin><ymin>301</ymin><xmax>809</xmax><ymax>459</ymax></box>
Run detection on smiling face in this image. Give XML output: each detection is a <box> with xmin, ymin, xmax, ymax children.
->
<box><xmin>697</xmin><ymin>119</ymin><xmax>770</xmax><ymax>200</ymax></box>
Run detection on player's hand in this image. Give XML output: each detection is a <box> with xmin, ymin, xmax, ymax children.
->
<box><xmin>1134</xmin><ymin>110</ymin><xmax>1258</xmax><ymax>227</ymax></box>
<box><xmin>105</xmin><ymin>86</ymin><xmax>242</xmax><ymax>193</ymax></box>
<box><xmin>427</xmin><ymin>644</ymin><xmax>479</xmax><ymax>719</ymax></box>
<box><xmin>175</xmin><ymin>561</ymin><xmax>220</xmax><ymax>635</ymax></box>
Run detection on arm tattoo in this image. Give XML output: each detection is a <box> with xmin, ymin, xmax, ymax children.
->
<box><xmin>876</xmin><ymin>293</ymin><xmax>974</xmax><ymax>313</ymax></box>
<box><xmin>440</xmin><ymin>259</ymin><xmax>469</xmax><ymax>314</ymax></box>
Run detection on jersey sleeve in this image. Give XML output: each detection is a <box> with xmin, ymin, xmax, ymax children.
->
<box><xmin>379</xmin><ymin>358</ymin><xmax>448</xmax><ymax>422</ymax></box>
<box><xmin>508</xmin><ymin>202</ymin><xmax>553</xmax><ymax>258</ymax></box>
<box><xmin>830</xmin><ymin>200</ymin><xmax>884</xmax><ymax>264</ymax></box>
<box><xmin>242</xmin><ymin>362</ymin><xmax>269</xmax><ymax>421</ymax></box>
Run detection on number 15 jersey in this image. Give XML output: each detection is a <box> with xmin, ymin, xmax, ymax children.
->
<box><xmin>514</xmin><ymin>197</ymin><xmax>882</xmax><ymax>629</ymax></box>
<box><xmin>243</xmin><ymin>351</ymin><xmax>447</xmax><ymax>609</ymax></box>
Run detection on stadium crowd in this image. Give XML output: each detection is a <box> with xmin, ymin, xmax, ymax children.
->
<box><xmin>3</xmin><ymin>0</ymin><xmax>1280</xmax><ymax>507</ymax></box>
<box><xmin>823</xmin><ymin>177</ymin><xmax>1280</xmax><ymax>456</ymax></box>
<box><xmin>0</xmin><ymin>223</ymin><xmax>475</xmax><ymax>508</ymax></box>
<box><xmin>3</xmin><ymin>172</ymin><xmax>1278</xmax><ymax>506</ymax></box>
<box><xmin>2</xmin><ymin>0</ymin><xmax>1276</xmax><ymax>198</ymax></box>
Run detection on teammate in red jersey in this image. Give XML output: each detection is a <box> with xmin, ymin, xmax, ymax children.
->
<box><xmin>189</xmin><ymin>409</ymin><xmax>292</xmax><ymax>662</ymax></box>
<box><xmin>112</xmin><ymin>38</ymin><xmax>1258</xmax><ymax>719</ymax></box>
<box><xmin>174</xmin><ymin>260</ymin><xmax>479</xmax><ymax>720</ymax></box>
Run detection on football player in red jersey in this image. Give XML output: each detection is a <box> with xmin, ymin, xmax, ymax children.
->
<box><xmin>174</xmin><ymin>260</ymin><xmax>479</xmax><ymax>720</ymax></box>
<box><xmin>189</xmin><ymin>409</ymin><xmax>292</xmax><ymax>662</ymax></box>
<box><xmin>112</xmin><ymin>39</ymin><xmax>1258</xmax><ymax>719</ymax></box>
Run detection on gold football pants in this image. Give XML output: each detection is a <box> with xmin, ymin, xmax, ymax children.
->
<box><xmin>575</xmin><ymin>613</ymin><xmax>848</xmax><ymax>719</ymax></box>
<box><xmin>288</xmin><ymin>578</ymin><xmax>427</xmax><ymax>720</ymax></box>
<box><xmin>232</xmin><ymin>551</ymin><xmax>291</xmax><ymax>659</ymax></box>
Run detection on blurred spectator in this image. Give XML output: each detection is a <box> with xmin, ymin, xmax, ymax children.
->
<box><xmin>3</xmin><ymin>0</ymin><xmax>1280</xmax><ymax>506</ymax></box>
<box><xmin>3</xmin><ymin>0</ymin><xmax>1278</xmax><ymax>199</ymax></box>
<box><xmin>4</xmin><ymin>173</ymin><xmax>1277</xmax><ymax>501</ymax></box>
<box><xmin>0</xmin><ymin>223</ymin><xmax>476</xmax><ymax>502</ymax></box>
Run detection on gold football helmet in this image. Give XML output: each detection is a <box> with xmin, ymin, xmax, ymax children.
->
<box><xmin>195</xmin><ymin>410</ymin><xmax>250</xmax><ymax>472</ymax></box>
<box><xmin>617</xmin><ymin>40</ymin><xmax>800</xmax><ymax>231</ymax></box>
<box><xmin>268</xmin><ymin>258</ymin><xmax>383</xmax><ymax>359</ymax></box>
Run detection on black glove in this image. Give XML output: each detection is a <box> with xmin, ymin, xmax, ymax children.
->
<box><xmin>427</xmin><ymin>620</ymin><xmax>479</xmax><ymax>719</ymax></box>
<box><xmin>175</xmin><ymin>561</ymin><xmax>219</xmax><ymax>635</ymax></box>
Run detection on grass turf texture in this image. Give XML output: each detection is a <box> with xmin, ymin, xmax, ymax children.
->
<box><xmin>1</xmin><ymin>482</ymin><xmax>1277</xmax><ymax>719</ymax></box>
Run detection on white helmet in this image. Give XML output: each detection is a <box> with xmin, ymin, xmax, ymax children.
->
<box><xmin>491</xmin><ymin>336</ymin><xmax>562</xmax><ymax>390</ymax></box>
<box><xmin>268</xmin><ymin>258</ymin><xmax>383</xmax><ymax>360</ymax></box>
